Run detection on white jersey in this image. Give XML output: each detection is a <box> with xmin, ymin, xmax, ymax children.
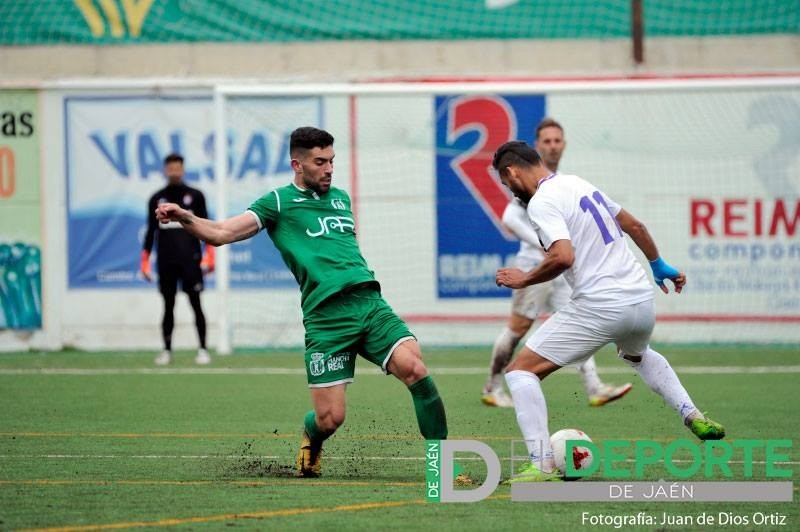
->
<box><xmin>502</xmin><ymin>199</ymin><xmax>544</xmax><ymax>270</ymax></box>
<box><xmin>526</xmin><ymin>173</ymin><xmax>653</xmax><ymax>307</ymax></box>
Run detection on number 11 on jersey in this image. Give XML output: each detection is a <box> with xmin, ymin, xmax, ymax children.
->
<box><xmin>579</xmin><ymin>190</ymin><xmax>623</xmax><ymax>245</ymax></box>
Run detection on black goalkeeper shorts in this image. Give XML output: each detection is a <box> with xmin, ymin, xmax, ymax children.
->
<box><xmin>158</xmin><ymin>261</ymin><xmax>203</xmax><ymax>295</ymax></box>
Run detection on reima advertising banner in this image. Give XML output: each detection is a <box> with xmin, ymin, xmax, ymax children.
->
<box><xmin>65</xmin><ymin>95</ymin><xmax>322</xmax><ymax>289</ymax></box>
<box><xmin>0</xmin><ymin>90</ymin><xmax>41</xmax><ymax>329</ymax></box>
<box><xmin>435</xmin><ymin>94</ymin><xmax>545</xmax><ymax>298</ymax></box>
<box><xmin>435</xmin><ymin>88</ymin><xmax>799</xmax><ymax>325</ymax></box>
<box><xmin>680</xmin><ymin>93</ymin><xmax>800</xmax><ymax>319</ymax></box>
<box><xmin>544</xmin><ymin>88</ymin><xmax>800</xmax><ymax>322</ymax></box>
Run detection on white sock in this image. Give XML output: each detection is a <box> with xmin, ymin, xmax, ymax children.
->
<box><xmin>505</xmin><ymin>370</ymin><xmax>555</xmax><ymax>471</ymax></box>
<box><xmin>577</xmin><ymin>356</ymin><xmax>602</xmax><ymax>394</ymax></box>
<box><xmin>484</xmin><ymin>327</ymin><xmax>522</xmax><ymax>392</ymax></box>
<box><xmin>623</xmin><ymin>347</ymin><xmax>699</xmax><ymax>422</ymax></box>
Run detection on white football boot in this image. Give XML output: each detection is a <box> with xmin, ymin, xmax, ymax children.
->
<box><xmin>195</xmin><ymin>348</ymin><xmax>211</xmax><ymax>365</ymax></box>
<box><xmin>154</xmin><ymin>350</ymin><xmax>172</xmax><ymax>366</ymax></box>
<box><xmin>481</xmin><ymin>387</ymin><xmax>514</xmax><ymax>408</ymax></box>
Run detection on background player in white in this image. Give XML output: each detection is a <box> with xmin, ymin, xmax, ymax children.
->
<box><xmin>482</xmin><ymin>119</ymin><xmax>632</xmax><ymax>408</ymax></box>
<box><xmin>492</xmin><ymin>141</ymin><xmax>725</xmax><ymax>482</ymax></box>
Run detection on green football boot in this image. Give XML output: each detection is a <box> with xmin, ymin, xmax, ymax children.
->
<box><xmin>504</xmin><ymin>462</ymin><xmax>563</xmax><ymax>484</ymax></box>
<box><xmin>686</xmin><ymin>415</ymin><xmax>726</xmax><ymax>440</ymax></box>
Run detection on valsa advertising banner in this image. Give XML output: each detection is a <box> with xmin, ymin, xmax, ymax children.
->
<box><xmin>65</xmin><ymin>94</ymin><xmax>322</xmax><ymax>289</ymax></box>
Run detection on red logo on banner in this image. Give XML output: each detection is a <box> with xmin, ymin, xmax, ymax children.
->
<box><xmin>446</xmin><ymin>96</ymin><xmax>516</xmax><ymax>233</ymax></box>
<box><xmin>690</xmin><ymin>198</ymin><xmax>800</xmax><ymax>237</ymax></box>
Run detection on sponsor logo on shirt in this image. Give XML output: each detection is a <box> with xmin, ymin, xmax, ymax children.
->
<box><xmin>306</xmin><ymin>216</ymin><xmax>356</xmax><ymax>238</ymax></box>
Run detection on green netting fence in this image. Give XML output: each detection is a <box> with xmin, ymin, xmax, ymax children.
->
<box><xmin>0</xmin><ymin>0</ymin><xmax>798</xmax><ymax>45</ymax></box>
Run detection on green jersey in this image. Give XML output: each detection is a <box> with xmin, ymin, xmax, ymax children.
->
<box><xmin>247</xmin><ymin>183</ymin><xmax>379</xmax><ymax>314</ymax></box>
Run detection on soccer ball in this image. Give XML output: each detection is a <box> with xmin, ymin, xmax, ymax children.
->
<box><xmin>550</xmin><ymin>428</ymin><xmax>594</xmax><ymax>480</ymax></box>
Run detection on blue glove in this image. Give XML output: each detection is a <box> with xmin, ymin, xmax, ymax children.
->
<box><xmin>649</xmin><ymin>257</ymin><xmax>680</xmax><ymax>290</ymax></box>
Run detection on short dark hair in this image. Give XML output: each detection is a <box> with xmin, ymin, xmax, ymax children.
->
<box><xmin>290</xmin><ymin>127</ymin><xmax>334</xmax><ymax>156</ymax></box>
<box><xmin>163</xmin><ymin>153</ymin><xmax>184</xmax><ymax>165</ymax></box>
<box><xmin>535</xmin><ymin>117</ymin><xmax>564</xmax><ymax>139</ymax></box>
<box><xmin>492</xmin><ymin>141</ymin><xmax>542</xmax><ymax>174</ymax></box>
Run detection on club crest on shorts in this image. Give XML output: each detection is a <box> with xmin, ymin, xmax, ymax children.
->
<box><xmin>309</xmin><ymin>352</ymin><xmax>326</xmax><ymax>377</ymax></box>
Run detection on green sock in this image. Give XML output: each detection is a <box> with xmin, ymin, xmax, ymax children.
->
<box><xmin>408</xmin><ymin>375</ymin><xmax>448</xmax><ymax>440</ymax></box>
<box><xmin>303</xmin><ymin>410</ymin><xmax>328</xmax><ymax>444</ymax></box>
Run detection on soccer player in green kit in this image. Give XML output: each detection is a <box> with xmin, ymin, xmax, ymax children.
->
<box><xmin>155</xmin><ymin>127</ymin><xmax>448</xmax><ymax>477</ymax></box>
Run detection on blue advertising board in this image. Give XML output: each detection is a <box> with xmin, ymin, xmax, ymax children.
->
<box><xmin>435</xmin><ymin>94</ymin><xmax>546</xmax><ymax>298</ymax></box>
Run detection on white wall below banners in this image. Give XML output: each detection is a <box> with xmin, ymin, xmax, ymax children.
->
<box><xmin>4</xmin><ymin>80</ymin><xmax>798</xmax><ymax>353</ymax></box>
<box><xmin>1</xmin><ymin>36</ymin><xmax>797</xmax><ymax>82</ymax></box>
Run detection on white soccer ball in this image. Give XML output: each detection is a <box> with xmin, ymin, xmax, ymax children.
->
<box><xmin>550</xmin><ymin>428</ymin><xmax>593</xmax><ymax>480</ymax></box>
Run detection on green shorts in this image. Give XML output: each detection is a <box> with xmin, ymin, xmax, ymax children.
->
<box><xmin>303</xmin><ymin>286</ymin><xmax>415</xmax><ymax>387</ymax></box>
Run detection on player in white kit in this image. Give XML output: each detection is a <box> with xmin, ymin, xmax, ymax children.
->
<box><xmin>492</xmin><ymin>140</ymin><xmax>725</xmax><ymax>482</ymax></box>
<box><xmin>482</xmin><ymin>119</ymin><xmax>632</xmax><ymax>408</ymax></box>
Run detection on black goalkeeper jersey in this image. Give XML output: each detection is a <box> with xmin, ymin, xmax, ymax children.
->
<box><xmin>143</xmin><ymin>183</ymin><xmax>208</xmax><ymax>266</ymax></box>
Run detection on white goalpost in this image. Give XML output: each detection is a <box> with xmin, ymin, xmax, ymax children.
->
<box><xmin>212</xmin><ymin>77</ymin><xmax>800</xmax><ymax>352</ymax></box>
<box><xmin>213</xmin><ymin>89</ymin><xmax>233</xmax><ymax>355</ymax></box>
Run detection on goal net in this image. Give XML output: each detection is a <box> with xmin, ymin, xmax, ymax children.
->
<box><xmin>213</xmin><ymin>78</ymin><xmax>800</xmax><ymax>351</ymax></box>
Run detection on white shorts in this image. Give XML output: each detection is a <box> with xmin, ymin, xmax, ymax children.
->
<box><xmin>511</xmin><ymin>275</ymin><xmax>571</xmax><ymax>320</ymax></box>
<box><xmin>524</xmin><ymin>298</ymin><xmax>656</xmax><ymax>367</ymax></box>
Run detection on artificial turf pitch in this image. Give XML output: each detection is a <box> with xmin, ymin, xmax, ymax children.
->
<box><xmin>0</xmin><ymin>345</ymin><xmax>797</xmax><ymax>530</ymax></box>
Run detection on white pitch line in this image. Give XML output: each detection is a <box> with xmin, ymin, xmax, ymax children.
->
<box><xmin>0</xmin><ymin>454</ymin><xmax>797</xmax><ymax>465</ymax></box>
<box><xmin>0</xmin><ymin>454</ymin><xmax>281</xmax><ymax>460</ymax></box>
<box><xmin>0</xmin><ymin>366</ymin><xmax>798</xmax><ymax>376</ymax></box>
<box><xmin>0</xmin><ymin>367</ymin><xmax>306</xmax><ymax>375</ymax></box>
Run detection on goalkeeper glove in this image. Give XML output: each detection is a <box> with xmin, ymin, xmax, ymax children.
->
<box><xmin>140</xmin><ymin>250</ymin><xmax>152</xmax><ymax>282</ymax></box>
<box><xmin>649</xmin><ymin>257</ymin><xmax>680</xmax><ymax>293</ymax></box>
<box><xmin>201</xmin><ymin>245</ymin><xmax>215</xmax><ymax>274</ymax></box>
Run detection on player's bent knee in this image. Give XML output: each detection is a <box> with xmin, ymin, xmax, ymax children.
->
<box><xmin>506</xmin><ymin>347</ymin><xmax>560</xmax><ymax>379</ymax></box>
<box><xmin>387</xmin><ymin>340</ymin><xmax>427</xmax><ymax>383</ymax></box>
<box><xmin>505</xmin><ymin>346</ymin><xmax>536</xmax><ymax>372</ymax></box>
<box><xmin>504</xmin><ymin>356</ymin><xmax>524</xmax><ymax>373</ymax></box>
<box><xmin>407</xmin><ymin>359</ymin><xmax>429</xmax><ymax>383</ymax></box>
<box><xmin>394</xmin><ymin>358</ymin><xmax>428</xmax><ymax>386</ymax></box>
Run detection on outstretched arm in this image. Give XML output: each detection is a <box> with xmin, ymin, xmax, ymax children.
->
<box><xmin>616</xmin><ymin>208</ymin><xmax>685</xmax><ymax>294</ymax></box>
<box><xmin>155</xmin><ymin>203</ymin><xmax>259</xmax><ymax>246</ymax></box>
